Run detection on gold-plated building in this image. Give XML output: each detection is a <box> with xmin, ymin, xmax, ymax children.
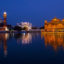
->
<box><xmin>44</xmin><ymin>17</ymin><xmax>64</xmax><ymax>32</ymax></box>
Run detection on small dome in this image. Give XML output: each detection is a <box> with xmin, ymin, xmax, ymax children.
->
<box><xmin>45</xmin><ymin>20</ymin><xmax>47</xmax><ymax>23</ymax></box>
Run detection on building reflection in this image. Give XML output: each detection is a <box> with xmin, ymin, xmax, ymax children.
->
<box><xmin>22</xmin><ymin>33</ymin><xmax>32</xmax><ymax>44</ymax></box>
<box><xmin>0</xmin><ymin>33</ymin><xmax>9</xmax><ymax>56</ymax></box>
<box><xmin>14</xmin><ymin>32</ymin><xmax>40</xmax><ymax>45</ymax></box>
<box><xmin>14</xmin><ymin>33</ymin><xmax>32</xmax><ymax>45</ymax></box>
<box><xmin>41</xmin><ymin>32</ymin><xmax>64</xmax><ymax>51</ymax></box>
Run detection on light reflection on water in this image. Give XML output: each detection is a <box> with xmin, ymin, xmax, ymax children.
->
<box><xmin>0</xmin><ymin>32</ymin><xmax>64</xmax><ymax>63</ymax></box>
<box><xmin>41</xmin><ymin>32</ymin><xmax>64</xmax><ymax>51</ymax></box>
<box><xmin>1</xmin><ymin>32</ymin><xmax>64</xmax><ymax>56</ymax></box>
<box><xmin>14</xmin><ymin>32</ymin><xmax>40</xmax><ymax>45</ymax></box>
<box><xmin>17</xmin><ymin>33</ymin><xmax>32</xmax><ymax>44</ymax></box>
<box><xmin>0</xmin><ymin>33</ymin><xmax>9</xmax><ymax>56</ymax></box>
<box><xmin>0</xmin><ymin>32</ymin><xmax>40</xmax><ymax>57</ymax></box>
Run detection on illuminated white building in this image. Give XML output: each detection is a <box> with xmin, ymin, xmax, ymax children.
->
<box><xmin>17</xmin><ymin>22</ymin><xmax>32</xmax><ymax>31</ymax></box>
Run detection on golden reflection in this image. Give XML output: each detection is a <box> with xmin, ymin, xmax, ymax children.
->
<box><xmin>41</xmin><ymin>31</ymin><xmax>64</xmax><ymax>51</ymax></box>
<box><xmin>0</xmin><ymin>33</ymin><xmax>9</xmax><ymax>56</ymax></box>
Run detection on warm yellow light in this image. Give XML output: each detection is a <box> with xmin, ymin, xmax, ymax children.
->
<box><xmin>4</xmin><ymin>12</ymin><xmax>7</xmax><ymax>15</ymax></box>
<box><xmin>53</xmin><ymin>18</ymin><xmax>57</xmax><ymax>21</ymax></box>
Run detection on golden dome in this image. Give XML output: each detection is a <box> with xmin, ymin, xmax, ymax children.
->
<box><xmin>45</xmin><ymin>20</ymin><xmax>47</xmax><ymax>23</ymax></box>
<box><xmin>51</xmin><ymin>17</ymin><xmax>60</xmax><ymax>22</ymax></box>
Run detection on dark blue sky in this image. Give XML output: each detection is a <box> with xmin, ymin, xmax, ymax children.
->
<box><xmin>0</xmin><ymin>0</ymin><xmax>64</xmax><ymax>26</ymax></box>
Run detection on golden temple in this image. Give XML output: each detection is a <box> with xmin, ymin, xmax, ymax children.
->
<box><xmin>45</xmin><ymin>17</ymin><xmax>64</xmax><ymax>32</ymax></box>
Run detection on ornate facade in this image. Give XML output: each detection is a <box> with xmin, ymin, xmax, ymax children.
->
<box><xmin>45</xmin><ymin>17</ymin><xmax>64</xmax><ymax>32</ymax></box>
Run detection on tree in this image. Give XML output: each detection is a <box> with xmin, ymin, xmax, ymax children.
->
<box><xmin>14</xmin><ymin>26</ymin><xmax>22</xmax><ymax>31</ymax></box>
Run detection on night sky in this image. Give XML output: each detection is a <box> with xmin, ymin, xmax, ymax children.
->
<box><xmin>0</xmin><ymin>0</ymin><xmax>64</xmax><ymax>26</ymax></box>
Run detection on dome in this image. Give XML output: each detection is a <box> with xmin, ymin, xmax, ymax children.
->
<box><xmin>51</xmin><ymin>17</ymin><xmax>60</xmax><ymax>22</ymax></box>
<box><xmin>45</xmin><ymin>20</ymin><xmax>47</xmax><ymax>23</ymax></box>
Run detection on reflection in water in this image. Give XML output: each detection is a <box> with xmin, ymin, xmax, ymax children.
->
<box><xmin>0</xmin><ymin>33</ymin><xmax>9</xmax><ymax>56</ymax></box>
<box><xmin>41</xmin><ymin>32</ymin><xmax>64</xmax><ymax>51</ymax></box>
<box><xmin>0</xmin><ymin>32</ymin><xmax>40</xmax><ymax>57</ymax></box>
<box><xmin>15</xmin><ymin>33</ymin><xmax>32</xmax><ymax>44</ymax></box>
<box><xmin>0</xmin><ymin>31</ymin><xmax>64</xmax><ymax>56</ymax></box>
<box><xmin>14</xmin><ymin>32</ymin><xmax>40</xmax><ymax>45</ymax></box>
<box><xmin>22</xmin><ymin>33</ymin><xmax>32</xmax><ymax>44</ymax></box>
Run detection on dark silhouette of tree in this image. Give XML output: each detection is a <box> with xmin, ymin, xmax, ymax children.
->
<box><xmin>40</xmin><ymin>26</ymin><xmax>44</xmax><ymax>29</ymax></box>
<box><xmin>14</xmin><ymin>26</ymin><xmax>22</xmax><ymax>31</ymax></box>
